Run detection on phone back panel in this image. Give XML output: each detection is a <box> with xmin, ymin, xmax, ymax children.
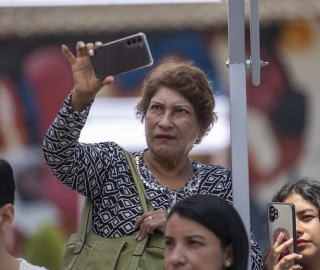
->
<box><xmin>90</xmin><ymin>32</ymin><xmax>153</xmax><ymax>79</ymax></box>
<box><xmin>267</xmin><ymin>202</ymin><xmax>297</xmax><ymax>260</ymax></box>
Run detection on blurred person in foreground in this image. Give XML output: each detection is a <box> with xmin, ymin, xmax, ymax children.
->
<box><xmin>264</xmin><ymin>178</ymin><xmax>320</xmax><ymax>270</ymax></box>
<box><xmin>165</xmin><ymin>194</ymin><xmax>249</xmax><ymax>270</ymax></box>
<box><xmin>0</xmin><ymin>158</ymin><xmax>48</xmax><ymax>270</ymax></box>
<box><xmin>43</xmin><ymin>41</ymin><xmax>263</xmax><ymax>269</ymax></box>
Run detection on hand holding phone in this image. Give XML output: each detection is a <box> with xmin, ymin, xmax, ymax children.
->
<box><xmin>267</xmin><ymin>202</ymin><xmax>297</xmax><ymax>267</ymax></box>
<box><xmin>90</xmin><ymin>32</ymin><xmax>153</xmax><ymax>80</ymax></box>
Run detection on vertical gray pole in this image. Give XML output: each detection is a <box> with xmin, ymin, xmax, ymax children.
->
<box><xmin>250</xmin><ymin>0</ymin><xmax>261</xmax><ymax>86</ymax></box>
<box><xmin>227</xmin><ymin>0</ymin><xmax>251</xmax><ymax>269</ymax></box>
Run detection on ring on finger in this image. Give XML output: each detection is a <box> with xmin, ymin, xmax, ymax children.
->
<box><xmin>149</xmin><ymin>216</ymin><xmax>152</xmax><ymax>220</ymax></box>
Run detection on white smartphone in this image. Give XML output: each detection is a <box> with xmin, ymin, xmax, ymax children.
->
<box><xmin>90</xmin><ymin>32</ymin><xmax>153</xmax><ymax>79</ymax></box>
<box><xmin>267</xmin><ymin>202</ymin><xmax>297</xmax><ymax>266</ymax></box>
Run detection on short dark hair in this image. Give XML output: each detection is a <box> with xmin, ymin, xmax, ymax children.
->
<box><xmin>0</xmin><ymin>159</ymin><xmax>15</xmax><ymax>207</ymax></box>
<box><xmin>272</xmin><ymin>177</ymin><xmax>320</xmax><ymax>217</ymax></box>
<box><xmin>167</xmin><ymin>194</ymin><xmax>249</xmax><ymax>270</ymax></box>
<box><xmin>135</xmin><ymin>56</ymin><xmax>217</xmax><ymax>144</ymax></box>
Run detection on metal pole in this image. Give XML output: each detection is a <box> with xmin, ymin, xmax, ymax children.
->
<box><xmin>250</xmin><ymin>0</ymin><xmax>261</xmax><ymax>86</ymax></box>
<box><xmin>227</xmin><ymin>0</ymin><xmax>251</xmax><ymax>269</ymax></box>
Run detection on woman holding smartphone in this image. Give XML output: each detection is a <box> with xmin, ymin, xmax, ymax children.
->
<box><xmin>264</xmin><ymin>178</ymin><xmax>320</xmax><ymax>270</ymax></box>
<box><xmin>43</xmin><ymin>40</ymin><xmax>263</xmax><ymax>270</ymax></box>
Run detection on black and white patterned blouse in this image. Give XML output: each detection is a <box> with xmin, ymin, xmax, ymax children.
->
<box><xmin>43</xmin><ymin>94</ymin><xmax>263</xmax><ymax>270</ymax></box>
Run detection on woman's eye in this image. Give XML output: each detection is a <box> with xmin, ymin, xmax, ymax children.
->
<box><xmin>165</xmin><ymin>239</ymin><xmax>173</xmax><ymax>248</ymax></box>
<box><xmin>302</xmin><ymin>215</ymin><xmax>315</xmax><ymax>221</ymax></box>
<box><xmin>176</xmin><ymin>109</ymin><xmax>188</xmax><ymax>114</ymax></box>
<box><xmin>188</xmin><ymin>240</ymin><xmax>201</xmax><ymax>247</ymax></box>
<box><xmin>150</xmin><ymin>105</ymin><xmax>161</xmax><ymax>110</ymax></box>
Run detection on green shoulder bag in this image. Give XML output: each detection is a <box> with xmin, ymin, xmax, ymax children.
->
<box><xmin>61</xmin><ymin>149</ymin><xmax>165</xmax><ymax>270</ymax></box>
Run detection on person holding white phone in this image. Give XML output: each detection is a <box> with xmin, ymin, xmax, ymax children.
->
<box><xmin>264</xmin><ymin>178</ymin><xmax>320</xmax><ymax>270</ymax></box>
<box><xmin>43</xmin><ymin>39</ymin><xmax>263</xmax><ymax>269</ymax></box>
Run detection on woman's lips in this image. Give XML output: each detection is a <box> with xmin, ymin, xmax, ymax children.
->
<box><xmin>297</xmin><ymin>240</ymin><xmax>308</xmax><ymax>247</ymax></box>
<box><xmin>156</xmin><ymin>134</ymin><xmax>175</xmax><ymax>140</ymax></box>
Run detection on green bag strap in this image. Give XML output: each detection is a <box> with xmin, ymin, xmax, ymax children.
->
<box><xmin>123</xmin><ymin>149</ymin><xmax>155</xmax><ymax>270</ymax></box>
<box><xmin>73</xmin><ymin>198</ymin><xmax>91</xmax><ymax>254</ymax></box>
<box><xmin>74</xmin><ymin>148</ymin><xmax>155</xmax><ymax>265</ymax></box>
<box><xmin>123</xmin><ymin>149</ymin><xmax>154</xmax><ymax>213</ymax></box>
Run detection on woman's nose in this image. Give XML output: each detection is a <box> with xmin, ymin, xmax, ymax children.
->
<box><xmin>296</xmin><ymin>219</ymin><xmax>304</xmax><ymax>238</ymax></box>
<box><xmin>167</xmin><ymin>247</ymin><xmax>187</xmax><ymax>266</ymax></box>
<box><xmin>158</xmin><ymin>112</ymin><xmax>173</xmax><ymax>128</ymax></box>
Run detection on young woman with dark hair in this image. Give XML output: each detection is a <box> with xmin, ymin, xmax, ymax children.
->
<box><xmin>165</xmin><ymin>194</ymin><xmax>249</xmax><ymax>270</ymax></box>
<box><xmin>264</xmin><ymin>178</ymin><xmax>320</xmax><ymax>270</ymax></box>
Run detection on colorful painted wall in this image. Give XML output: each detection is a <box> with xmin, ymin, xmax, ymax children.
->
<box><xmin>0</xmin><ymin>20</ymin><xmax>318</xmax><ymax>266</ymax></box>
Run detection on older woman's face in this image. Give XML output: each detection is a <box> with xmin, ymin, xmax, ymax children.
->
<box><xmin>145</xmin><ymin>86</ymin><xmax>202</xmax><ymax>159</ymax></box>
<box><xmin>165</xmin><ymin>213</ymin><xmax>231</xmax><ymax>270</ymax></box>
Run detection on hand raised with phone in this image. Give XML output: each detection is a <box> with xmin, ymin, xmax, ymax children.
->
<box><xmin>264</xmin><ymin>233</ymin><xmax>303</xmax><ymax>270</ymax></box>
<box><xmin>264</xmin><ymin>203</ymin><xmax>303</xmax><ymax>270</ymax></box>
<box><xmin>89</xmin><ymin>33</ymin><xmax>153</xmax><ymax>80</ymax></box>
<box><xmin>62</xmin><ymin>33</ymin><xmax>153</xmax><ymax>112</ymax></box>
<box><xmin>61</xmin><ymin>41</ymin><xmax>114</xmax><ymax>112</ymax></box>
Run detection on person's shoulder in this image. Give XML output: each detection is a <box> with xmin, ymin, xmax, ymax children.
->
<box><xmin>18</xmin><ymin>258</ymin><xmax>48</xmax><ymax>270</ymax></box>
<box><xmin>196</xmin><ymin>162</ymin><xmax>232</xmax><ymax>184</ymax></box>
<box><xmin>197</xmin><ymin>162</ymin><xmax>231</xmax><ymax>173</ymax></box>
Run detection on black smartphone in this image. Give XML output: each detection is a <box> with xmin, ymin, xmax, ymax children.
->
<box><xmin>90</xmin><ymin>32</ymin><xmax>153</xmax><ymax>79</ymax></box>
<box><xmin>267</xmin><ymin>202</ymin><xmax>297</xmax><ymax>266</ymax></box>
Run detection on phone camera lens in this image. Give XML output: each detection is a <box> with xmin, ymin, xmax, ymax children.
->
<box><xmin>137</xmin><ymin>37</ymin><xmax>142</xmax><ymax>42</ymax></box>
<box><xmin>127</xmin><ymin>40</ymin><xmax>132</xmax><ymax>45</ymax></box>
<box><xmin>132</xmin><ymin>38</ymin><xmax>137</xmax><ymax>44</ymax></box>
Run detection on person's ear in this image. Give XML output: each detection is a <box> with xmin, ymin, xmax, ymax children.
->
<box><xmin>0</xmin><ymin>204</ymin><xmax>14</xmax><ymax>232</ymax></box>
<box><xmin>224</xmin><ymin>244</ymin><xmax>234</xmax><ymax>268</ymax></box>
<box><xmin>196</xmin><ymin>127</ymin><xmax>206</xmax><ymax>143</ymax></box>
<box><xmin>197</xmin><ymin>121</ymin><xmax>212</xmax><ymax>141</ymax></box>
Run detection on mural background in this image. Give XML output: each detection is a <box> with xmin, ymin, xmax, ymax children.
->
<box><xmin>0</xmin><ymin>14</ymin><xmax>319</xmax><ymax>267</ymax></box>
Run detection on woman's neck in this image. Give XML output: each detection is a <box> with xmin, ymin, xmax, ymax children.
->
<box><xmin>0</xmin><ymin>249</ymin><xmax>19</xmax><ymax>270</ymax></box>
<box><xmin>144</xmin><ymin>150</ymin><xmax>194</xmax><ymax>190</ymax></box>
<box><xmin>301</xmin><ymin>259</ymin><xmax>320</xmax><ymax>270</ymax></box>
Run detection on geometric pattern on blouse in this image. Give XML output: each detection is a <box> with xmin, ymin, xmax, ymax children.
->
<box><xmin>43</xmin><ymin>95</ymin><xmax>263</xmax><ymax>270</ymax></box>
